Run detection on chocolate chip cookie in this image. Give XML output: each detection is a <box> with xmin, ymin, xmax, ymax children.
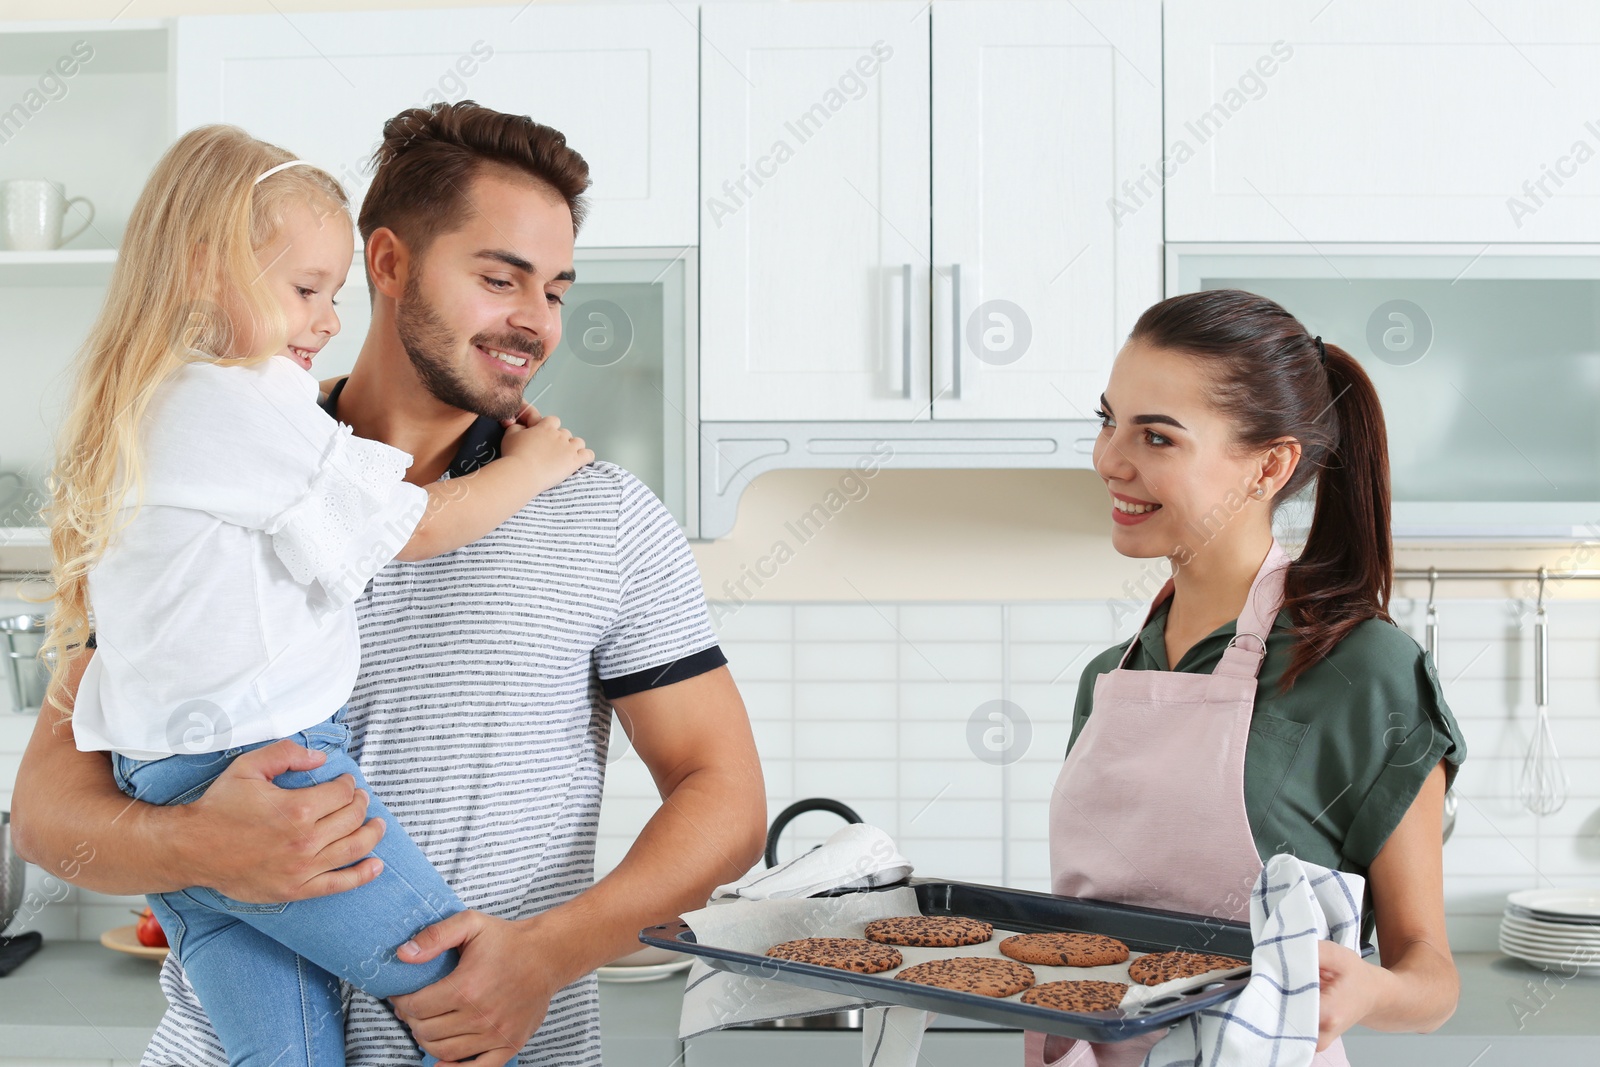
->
<box><xmin>1127</xmin><ymin>951</ymin><xmax>1249</xmax><ymax>986</ymax></box>
<box><xmin>998</xmin><ymin>932</ymin><xmax>1130</xmax><ymax>967</ymax></box>
<box><xmin>765</xmin><ymin>937</ymin><xmax>903</xmax><ymax>974</ymax></box>
<box><xmin>864</xmin><ymin>916</ymin><xmax>994</xmax><ymax>947</ymax></box>
<box><xmin>1020</xmin><ymin>980</ymin><xmax>1130</xmax><ymax>1013</ymax></box>
<box><xmin>893</xmin><ymin>957</ymin><xmax>1036</xmax><ymax>997</ymax></box>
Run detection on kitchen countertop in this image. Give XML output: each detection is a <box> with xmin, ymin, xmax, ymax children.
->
<box><xmin>0</xmin><ymin>944</ymin><xmax>1595</xmax><ymax>1064</ymax></box>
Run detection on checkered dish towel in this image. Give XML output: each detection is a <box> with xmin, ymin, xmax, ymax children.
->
<box><xmin>1143</xmin><ymin>854</ymin><xmax>1364</xmax><ymax>1067</ymax></box>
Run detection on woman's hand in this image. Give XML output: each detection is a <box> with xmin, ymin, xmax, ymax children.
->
<box><xmin>1316</xmin><ymin>939</ymin><xmax>1384</xmax><ymax>1050</ymax></box>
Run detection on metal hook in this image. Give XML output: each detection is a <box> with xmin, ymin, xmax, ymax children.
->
<box><xmin>1426</xmin><ymin>567</ymin><xmax>1438</xmax><ymax>610</ymax></box>
<box><xmin>1537</xmin><ymin>567</ymin><xmax>1548</xmax><ymax>612</ymax></box>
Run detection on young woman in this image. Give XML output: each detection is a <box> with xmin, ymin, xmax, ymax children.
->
<box><xmin>1030</xmin><ymin>290</ymin><xmax>1464</xmax><ymax>1066</ymax></box>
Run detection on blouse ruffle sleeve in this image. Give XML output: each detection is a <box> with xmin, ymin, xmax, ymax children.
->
<box><xmin>267</xmin><ymin>424</ymin><xmax>428</xmax><ymax>610</ymax></box>
<box><xmin>135</xmin><ymin>356</ymin><xmax>428</xmax><ymax>610</ymax></box>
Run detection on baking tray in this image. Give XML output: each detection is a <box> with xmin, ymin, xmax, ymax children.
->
<box><xmin>640</xmin><ymin>878</ymin><xmax>1262</xmax><ymax>1043</ymax></box>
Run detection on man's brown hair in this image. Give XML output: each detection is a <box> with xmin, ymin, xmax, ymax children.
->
<box><xmin>359</xmin><ymin>100</ymin><xmax>591</xmax><ymax>260</ymax></box>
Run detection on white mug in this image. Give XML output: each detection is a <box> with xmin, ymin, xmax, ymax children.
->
<box><xmin>1</xmin><ymin>179</ymin><xmax>94</xmax><ymax>252</ymax></box>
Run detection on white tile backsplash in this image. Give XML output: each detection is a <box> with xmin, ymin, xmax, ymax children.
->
<box><xmin>793</xmin><ymin>679</ymin><xmax>895</xmax><ymax>720</ymax></box>
<box><xmin>794</xmin><ymin>604</ymin><xmax>900</xmax><ymax>643</ymax></box>
<box><xmin>3</xmin><ymin>598</ymin><xmax>1596</xmax><ymax>950</ymax></box>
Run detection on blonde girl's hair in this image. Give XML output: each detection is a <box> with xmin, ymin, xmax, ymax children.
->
<box><xmin>42</xmin><ymin>124</ymin><xmax>349</xmax><ymax>714</ymax></box>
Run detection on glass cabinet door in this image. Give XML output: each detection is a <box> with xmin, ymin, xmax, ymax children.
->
<box><xmin>1170</xmin><ymin>245</ymin><xmax>1600</xmax><ymax>539</ymax></box>
<box><xmin>535</xmin><ymin>248</ymin><xmax>696</xmax><ymax>531</ymax></box>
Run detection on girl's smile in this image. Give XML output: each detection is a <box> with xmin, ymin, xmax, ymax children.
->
<box><xmin>288</xmin><ymin>345</ymin><xmax>321</xmax><ymax>371</ymax></box>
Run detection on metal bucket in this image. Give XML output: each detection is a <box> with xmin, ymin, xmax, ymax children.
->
<box><xmin>0</xmin><ymin>615</ymin><xmax>47</xmax><ymax>714</ymax></box>
<box><xmin>1</xmin><ymin>811</ymin><xmax>24</xmax><ymax>934</ymax></box>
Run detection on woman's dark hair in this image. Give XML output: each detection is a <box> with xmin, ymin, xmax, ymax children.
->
<box><xmin>359</xmin><ymin>100</ymin><xmax>591</xmax><ymax>258</ymax></box>
<box><xmin>1129</xmin><ymin>289</ymin><xmax>1392</xmax><ymax>690</ymax></box>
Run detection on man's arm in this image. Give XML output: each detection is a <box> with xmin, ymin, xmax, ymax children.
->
<box><xmin>11</xmin><ymin>648</ymin><xmax>390</xmax><ymax>901</ymax></box>
<box><xmin>392</xmin><ymin>665</ymin><xmax>764</xmax><ymax>1067</ymax></box>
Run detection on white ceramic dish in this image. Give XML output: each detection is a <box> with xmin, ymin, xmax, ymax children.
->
<box><xmin>1501</xmin><ymin>916</ymin><xmax>1600</xmax><ymax>945</ymax></box>
<box><xmin>596</xmin><ymin>958</ymin><xmax>693</xmax><ymax>983</ymax></box>
<box><xmin>1498</xmin><ymin>934</ymin><xmax>1600</xmax><ymax>975</ymax></box>
<box><xmin>1506</xmin><ymin>889</ymin><xmax>1600</xmax><ymax>921</ymax></box>
<box><xmin>1499</xmin><ymin>930</ymin><xmax>1600</xmax><ymax>956</ymax></box>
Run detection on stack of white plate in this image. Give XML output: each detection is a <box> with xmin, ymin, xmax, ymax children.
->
<box><xmin>1499</xmin><ymin>889</ymin><xmax>1600</xmax><ymax>975</ymax></box>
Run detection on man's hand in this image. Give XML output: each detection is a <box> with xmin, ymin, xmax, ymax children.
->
<box><xmin>387</xmin><ymin>667</ymin><xmax>762</xmax><ymax>1066</ymax></box>
<box><xmin>180</xmin><ymin>740</ymin><xmax>388</xmax><ymax>903</ymax></box>
<box><xmin>390</xmin><ymin>910</ymin><xmax>568</xmax><ymax>1067</ymax></box>
<box><xmin>12</xmin><ymin>648</ymin><xmax>390</xmax><ymax>901</ymax></box>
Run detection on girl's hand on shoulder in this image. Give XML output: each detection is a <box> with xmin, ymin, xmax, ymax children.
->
<box><xmin>1316</xmin><ymin>939</ymin><xmax>1385</xmax><ymax>1050</ymax></box>
<box><xmin>500</xmin><ymin>405</ymin><xmax>594</xmax><ymax>494</ymax></box>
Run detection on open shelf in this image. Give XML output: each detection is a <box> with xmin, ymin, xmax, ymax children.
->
<box><xmin>0</xmin><ymin>527</ymin><xmax>47</xmax><ymax>548</ymax></box>
<box><xmin>0</xmin><ymin>249</ymin><xmax>116</xmax><ymax>287</ymax></box>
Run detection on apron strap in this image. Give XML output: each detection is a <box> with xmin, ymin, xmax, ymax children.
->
<box><xmin>1214</xmin><ymin>541</ymin><xmax>1293</xmax><ymax>680</ymax></box>
<box><xmin>1117</xmin><ymin>543</ymin><xmax>1293</xmax><ymax>679</ymax></box>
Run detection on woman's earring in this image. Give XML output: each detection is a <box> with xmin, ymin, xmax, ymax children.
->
<box><xmin>1252</xmin><ymin>487</ymin><xmax>1266</xmax><ymax>498</ymax></box>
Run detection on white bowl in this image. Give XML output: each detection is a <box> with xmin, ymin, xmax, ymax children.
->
<box><xmin>610</xmin><ymin>945</ymin><xmax>688</xmax><ymax>968</ymax></box>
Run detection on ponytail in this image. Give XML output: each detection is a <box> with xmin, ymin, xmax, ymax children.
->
<box><xmin>1128</xmin><ymin>291</ymin><xmax>1393</xmax><ymax>691</ymax></box>
<box><xmin>1279</xmin><ymin>342</ymin><xmax>1392</xmax><ymax>689</ymax></box>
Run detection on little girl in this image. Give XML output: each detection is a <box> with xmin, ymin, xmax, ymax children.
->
<box><xmin>43</xmin><ymin>125</ymin><xmax>592</xmax><ymax>1066</ymax></box>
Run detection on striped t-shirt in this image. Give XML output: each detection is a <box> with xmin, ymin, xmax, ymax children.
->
<box><xmin>141</xmin><ymin>397</ymin><xmax>725</xmax><ymax>1066</ymax></box>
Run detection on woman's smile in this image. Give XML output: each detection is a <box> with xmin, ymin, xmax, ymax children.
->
<box><xmin>1110</xmin><ymin>490</ymin><xmax>1163</xmax><ymax>525</ymax></box>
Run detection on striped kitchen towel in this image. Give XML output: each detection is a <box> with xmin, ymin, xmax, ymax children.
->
<box><xmin>1143</xmin><ymin>854</ymin><xmax>1365</xmax><ymax>1067</ymax></box>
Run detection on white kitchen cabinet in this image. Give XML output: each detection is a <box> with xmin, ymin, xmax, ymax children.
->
<box><xmin>1165</xmin><ymin>0</ymin><xmax>1600</xmax><ymax>243</ymax></box>
<box><xmin>931</xmin><ymin>0</ymin><xmax>1161</xmax><ymax>420</ymax></box>
<box><xmin>699</xmin><ymin>0</ymin><xmax>1160</xmax><ymax>425</ymax></box>
<box><xmin>173</xmin><ymin>4</ymin><xmax>697</xmax><ymax>248</ymax></box>
<box><xmin>699</xmin><ymin>1</ymin><xmax>933</xmax><ymax>421</ymax></box>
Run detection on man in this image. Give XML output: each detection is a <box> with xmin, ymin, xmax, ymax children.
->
<box><xmin>12</xmin><ymin>101</ymin><xmax>765</xmax><ymax>1066</ymax></box>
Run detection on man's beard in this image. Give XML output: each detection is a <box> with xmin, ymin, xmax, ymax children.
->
<box><xmin>395</xmin><ymin>272</ymin><xmax>542</xmax><ymax>421</ymax></box>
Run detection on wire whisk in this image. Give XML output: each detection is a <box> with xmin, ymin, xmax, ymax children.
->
<box><xmin>1520</xmin><ymin>570</ymin><xmax>1569</xmax><ymax>816</ymax></box>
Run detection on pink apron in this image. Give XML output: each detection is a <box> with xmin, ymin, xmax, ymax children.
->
<box><xmin>1024</xmin><ymin>541</ymin><xmax>1350</xmax><ymax>1067</ymax></box>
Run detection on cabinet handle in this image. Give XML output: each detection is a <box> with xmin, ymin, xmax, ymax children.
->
<box><xmin>950</xmin><ymin>264</ymin><xmax>962</xmax><ymax>400</ymax></box>
<box><xmin>901</xmin><ymin>263</ymin><xmax>913</xmax><ymax>399</ymax></box>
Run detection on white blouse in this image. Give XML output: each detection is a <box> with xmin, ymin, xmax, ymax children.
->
<box><xmin>71</xmin><ymin>355</ymin><xmax>428</xmax><ymax>759</ymax></box>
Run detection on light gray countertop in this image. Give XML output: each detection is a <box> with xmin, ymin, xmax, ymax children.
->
<box><xmin>0</xmin><ymin>943</ymin><xmax>1594</xmax><ymax>1063</ymax></box>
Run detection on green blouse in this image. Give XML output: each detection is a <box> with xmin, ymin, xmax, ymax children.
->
<box><xmin>1070</xmin><ymin>598</ymin><xmax>1466</xmax><ymax>895</ymax></box>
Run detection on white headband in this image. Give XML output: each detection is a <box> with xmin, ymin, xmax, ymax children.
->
<box><xmin>253</xmin><ymin>159</ymin><xmax>316</xmax><ymax>185</ymax></box>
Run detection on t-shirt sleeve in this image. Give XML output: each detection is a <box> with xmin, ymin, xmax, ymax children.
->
<box><xmin>138</xmin><ymin>356</ymin><xmax>427</xmax><ymax>607</ymax></box>
<box><xmin>593</xmin><ymin>470</ymin><xmax>725</xmax><ymax>699</ymax></box>
<box><xmin>1340</xmin><ymin>633</ymin><xmax>1468</xmax><ymax>868</ymax></box>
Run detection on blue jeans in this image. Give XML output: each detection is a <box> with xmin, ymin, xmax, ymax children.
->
<box><xmin>113</xmin><ymin>709</ymin><xmax>465</xmax><ymax>1067</ymax></box>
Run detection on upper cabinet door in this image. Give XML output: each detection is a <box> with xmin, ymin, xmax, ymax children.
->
<box><xmin>699</xmin><ymin>2</ymin><xmax>932</xmax><ymax>422</ymax></box>
<box><xmin>1166</xmin><ymin>0</ymin><xmax>1600</xmax><ymax>243</ymax></box>
<box><xmin>931</xmin><ymin>0</ymin><xmax>1161</xmax><ymax>421</ymax></box>
<box><xmin>173</xmin><ymin>5</ymin><xmax>697</xmax><ymax>248</ymax></box>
